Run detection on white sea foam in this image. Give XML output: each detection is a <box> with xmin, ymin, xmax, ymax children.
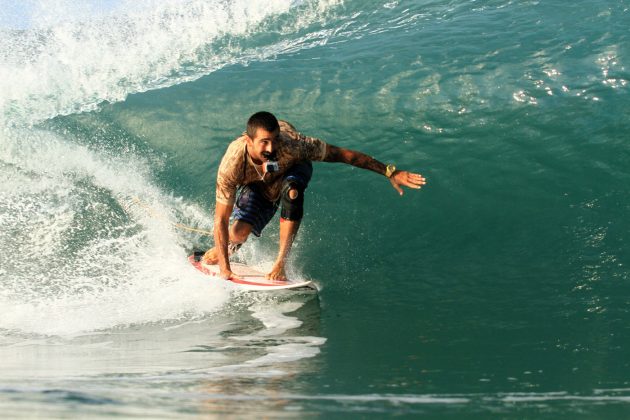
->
<box><xmin>0</xmin><ymin>0</ymin><xmax>341</xmax><ymax>126</ymax></box>
<box><xmin>0</xmin><ymin>0</ymin><xmax>341</xmax><ymax>336</ymax></box>
<box><xmin>0</xmin><ymin>125</ymin><xmax>231</xmax><ymax>336</ymax></box>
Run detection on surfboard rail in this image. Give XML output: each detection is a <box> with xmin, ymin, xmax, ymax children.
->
<box><xmin>188</xmin><ymin>254</ymin><xmax>317</xmax><ymax>292</ymax></box>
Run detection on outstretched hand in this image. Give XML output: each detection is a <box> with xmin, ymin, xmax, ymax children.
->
<box><xmin>390</xmin><ymin>170</ymin><xmax>427</xmax><ymax>196</ymax></box>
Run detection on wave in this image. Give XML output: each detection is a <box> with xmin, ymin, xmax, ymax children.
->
<box><xmin>0</xmin><ymin>124</ymin><xmax>233</xmax><ymax>335</ymax></box>
<box><xmin>0</xmin><ymin>0</ymin><xmax>346</xmax><ymax>336</ymax></box>
<box><xmin>0</xmin><ymin>0</ymin><xmax>342</xmax><ymax>126</ymax></box>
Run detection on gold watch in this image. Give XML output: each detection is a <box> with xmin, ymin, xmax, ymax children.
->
<box><xmin>385</xmin><ymin>164</ymin><xmax>397</xmax><ymax>178</ymax></box>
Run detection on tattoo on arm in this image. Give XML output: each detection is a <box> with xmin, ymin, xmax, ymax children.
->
<box><xmin>324</xmin><ymin>144</ymin><xmax>387</xmax><ymax>175</ymax></box>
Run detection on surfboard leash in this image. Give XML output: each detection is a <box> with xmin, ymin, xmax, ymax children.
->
<box><xmin>122</xmin><ymin>196</ymin><xmax>214</xmax><ymax>237</ymax></box>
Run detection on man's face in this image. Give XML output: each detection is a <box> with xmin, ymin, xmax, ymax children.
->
<box><xmin>247</xmin><ymin>127</ymin><xmax>279</xmax><ymax>163</ymax></box>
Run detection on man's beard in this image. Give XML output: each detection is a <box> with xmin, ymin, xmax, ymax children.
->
<box><xmin>261</xmin><ymin>151</ymin><xmax>276</xmax><ymax>161</ymax></box>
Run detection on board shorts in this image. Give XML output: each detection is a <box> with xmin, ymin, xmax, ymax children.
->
<box><xmin>232</xmin><ymin>161</ymin><xmax>313</xmax><ymax>237</ymax></box>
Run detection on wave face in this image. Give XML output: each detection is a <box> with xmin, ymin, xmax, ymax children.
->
<box><xmin>0</xmin><ymin>0</ymin><xmax>340</xmax><ymax>126</ymax></box>
<box><xmin>1</xmin><ymin>0</ymin><xmax>630</xmax><ymax>417</ymax></box>
<box><xmin>0</xmin><ymin>4</ymin><xmax>332</xmax><ymax>413</ymax></box>
<box><xmin>0</xmin><ymin>0</ymin><xmax>340</xmax><ymax>335</ymax></box>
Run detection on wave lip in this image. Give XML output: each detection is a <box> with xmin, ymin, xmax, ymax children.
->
<box><xmin>0</xmin><ymin>0</ymin><xmax>341</xmax><ymax>126</ymax></box>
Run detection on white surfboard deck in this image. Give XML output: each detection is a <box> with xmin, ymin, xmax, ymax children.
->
<box><xmin>189</xmin><ymin>254</ymin><xmax>316</xmax><ymax>292</ymax></box>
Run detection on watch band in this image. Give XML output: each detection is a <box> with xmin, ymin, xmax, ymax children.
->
<box><xmin>385</xmin><ymin>164</ymin><xmax>397</xmax><ymax>178</ymax></box>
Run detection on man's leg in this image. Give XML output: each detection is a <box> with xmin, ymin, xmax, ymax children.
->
<box><xmin>266</xmin><ymin>162</ymin><xmax>312</xmax><ymax>280</ymax></box>
<box><xmin>267</xmin><ymin>209</ymin><xmax>300</xmax><ymax>281</ymax></box>
<box><xmin>202</xmin><ymin>220</ymin><xmax>252</xmax><ymax>264</ymax></box>
<box><xmin>203</xmin><ymin>184</ymin><xmax>277</xmax><ymax>265</ymax></box>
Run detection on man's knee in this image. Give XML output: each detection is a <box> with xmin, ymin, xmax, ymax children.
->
<box><xmin>280</xmin><ymin>180</ymin><xmax>305</xmax><ymax>221</ymax></box>
<box><xmin>230</xmin><ymin>221</ymin><xmax>252</xmax><ymax>243</ymax></box>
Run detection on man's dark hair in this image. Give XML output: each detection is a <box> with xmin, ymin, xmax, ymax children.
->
<box><xmin>247</xmin><ymin>111</ymin><xmax>279</xmax><ymax>138</ymax></box>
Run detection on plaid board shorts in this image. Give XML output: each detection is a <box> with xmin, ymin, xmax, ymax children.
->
<box><xmin>231</xmin><ymin>161</ymin><xmax>313</xmax><ymax>237</ymax></box>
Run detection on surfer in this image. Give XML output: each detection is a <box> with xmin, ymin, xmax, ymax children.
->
<box><xmin>202</xmin><ymin>111</ymin><xmax>426</xmax><ymax>281</ymax></box>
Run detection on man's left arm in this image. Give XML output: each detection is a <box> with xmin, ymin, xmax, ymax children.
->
<box><xmin>323</xmin><ymin>144</ymin><xmax>427</xmax><ymax>195</ymax></box>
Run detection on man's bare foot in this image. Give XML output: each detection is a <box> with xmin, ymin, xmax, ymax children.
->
<box><xmin>202</xmin><ymin>248</ymin><xmax>219</xmax><ymax>265</ymax></box>
<box><xmin>266</xmin><ymin>264</ymin><xmax>288</xmax><ymax>281</ymax></box>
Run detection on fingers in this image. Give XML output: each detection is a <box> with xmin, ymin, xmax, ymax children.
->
<box><xmin>405</xmin><ymin>172</ymin><xmax>427</xmax><ymax>187</ymax></box>
<box><xmin>390</xmin><ymin>170</ymin><xmax>427</xmax><ymax>194</ymax></box>
<box><xmin>265</xmin><ymin>271</ymin><xmax>288</xmax><ymax>281</ymax></box>
<box><xmin>221</xmin><ymin>270</ymin><xmax>242</xmax><ymax>280</ymax></box>
<box><xmin>390</xmin><ymin>178</ymin><xmax>404</xmax><ymax>196</ymax></box>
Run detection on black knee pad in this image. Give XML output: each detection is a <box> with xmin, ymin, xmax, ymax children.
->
<box><xmin>280</xmin><ymin>180</ymin><xmax>305</xmax><ymax>221</ymax></box>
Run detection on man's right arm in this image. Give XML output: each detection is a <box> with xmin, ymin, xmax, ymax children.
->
<box><xmin>213</xmin><ymin>139</ymin><xmax>242</xmax><ymax>278</ymax></box>
<box><xmin>214</xmin><ymin>201</ymin><xmax>234</xmax><ymax>279</ymax></box>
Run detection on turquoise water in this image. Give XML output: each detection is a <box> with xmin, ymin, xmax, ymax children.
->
<box><xmin>1</xmin><ymin>0</ymin><xmax>630</xmax><ymax>417</ymax></box>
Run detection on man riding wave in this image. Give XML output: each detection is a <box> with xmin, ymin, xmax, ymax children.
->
<box><xmin>202</xmin><ymin>111</ymin><xmax>426</xmax><ymax>281</ymax></box>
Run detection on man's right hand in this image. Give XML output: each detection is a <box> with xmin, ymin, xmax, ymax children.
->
<box><xmin>219</xmin><ymin>268</ymin><xmax>242</xmax><ymax>281</ymax></box>
<box><xmin>214</xmin><ymin>201</ymin><xmax>238</xmax><ymax>280</ymax></box>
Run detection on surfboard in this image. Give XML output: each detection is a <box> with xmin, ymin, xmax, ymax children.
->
<box><xmin>188</xmin><ymin>252</ymin><xmax>317</xmax><ymax>292</ymax></box>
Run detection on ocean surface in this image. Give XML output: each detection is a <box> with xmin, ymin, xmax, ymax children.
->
<box><xmin>1</xmin><ymin>0</ymin><xmax>629</xmax><ymax>417</ymax></box>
